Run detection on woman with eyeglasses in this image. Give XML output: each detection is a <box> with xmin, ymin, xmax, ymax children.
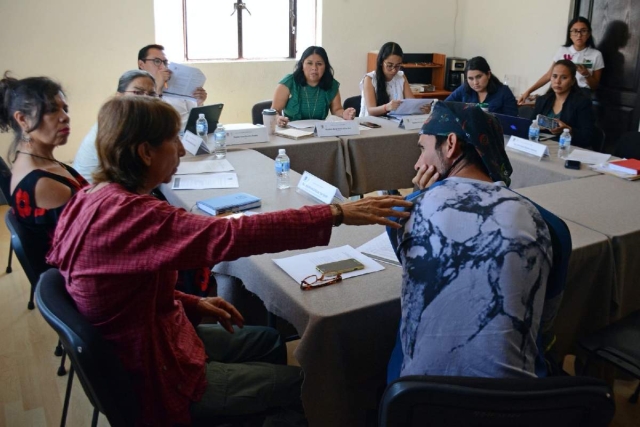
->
<box><xmin>519</xmin><ymin>16</ymin><xmax>604</xmax><ymax>104</ymax></box>
<box><xmin>73</xmin><ymin>70</ymin><xmax>159</xmax><ymax>183</ymax></box>
<box><xmin>272</xmin><ymin>46</ymin><xmax>356</xmax><ymax>127</ymax></box>
<box><xmin>0</xmin><ymin>72</ymin><xmax>88</xmax><ymax>275</ymax></box>
<box><xmin>359</xmin><ymin>42</ymin><xmax>417</xmax><ymax>117</ymax></box>
<box><xmin>445</xmin><ymin>56</ymin><xmax>518</xmax><ymax>116</ymax></box>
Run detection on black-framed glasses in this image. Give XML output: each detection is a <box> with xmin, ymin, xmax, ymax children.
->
<box><xmin>570</xmin><ymin>29</ymin><xmax>589</xmax><ymax>35</ymax></box>
<box><xmin>300</xmin><ymin>272</ymin><xmax>342</xmax><ymax>291</ymax></box>
<box><xmin>141</xmin><ymin>57</ymin><xmax>169</xmax><ymax>67</ymax></box>
<box><xmin>123</xmin><ymin>90</ymin><xmax>160</xmax><ymax>98</ymax></box>
<box><xmin>384</xmin><ymin>61</ymin><xmax>403</xmax><ymax>71</ymax></box>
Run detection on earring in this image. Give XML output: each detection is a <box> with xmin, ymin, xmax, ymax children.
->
<box><xmin>21</xmin><ymin>132</ymin><xmax>31</xmax><ymax>143</ymax></box>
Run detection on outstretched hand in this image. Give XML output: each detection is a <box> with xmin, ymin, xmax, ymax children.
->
<box><xmin>340</xmin><ymin>196</ymin><xmax>413</xmax><ymax>229</ymax></box>
<box><xmin>197</xmin><ymin>297</ymin><xmax>244</xmax><ymax>333</ymax></box>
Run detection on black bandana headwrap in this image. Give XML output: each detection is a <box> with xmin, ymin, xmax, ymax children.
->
<box><xmin>420</xmin><ymin>101</ymin><xmax>513</xmax><ymax>186</ymax></box>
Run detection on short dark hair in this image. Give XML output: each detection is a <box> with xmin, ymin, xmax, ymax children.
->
<box><xmin>545</xmin><ymin>59</ymin><xmax>580</xmax><ymax>95</ymax></box>
<box><xmin>292</xmin><ymin>46</ymin><xmax>335</xmax><ymax>91</ymax></box>
<box><xmin>0</xmin><ymin>71</ymin><xmax>64</xmax><ymax>162</ymax></box>
<box><xmin>138</xmin><ymin>44</ymin><xmax>165</xmax><ymax>62</ymax></box>
<box><xmin>463</xmin><ymin>56</ymin><xmax>503</xmax><ymax>96</ymax></box>
<box><xmin>563</xmin><ymin>16</ymin><xmax>596</xmax><ymax>48</ymax></box>
<box><xmin>434</xmin><ymin>134</ymin><xmax>488</xmax><ymax>176</ymax></box>
<box><xmin>375</xmin><ymin>42</ymin><xmax>404</xmax><ymax>107</ymax></box>
<box><xmin>93</xmin><ymin>96</ymin><xmax>180</xmax><ymax>192</ymax></box>
<box><xmin>116</xmin><ymin>70</ymin><xmax>156</xmax><ymax>93</ymax></box>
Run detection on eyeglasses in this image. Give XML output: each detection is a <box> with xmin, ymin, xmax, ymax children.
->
<box><xmin>123</xmin><ymin>90</ymin><xmax>160</xmax><ymax>98</ymax></box>
<box><xmin>300</xmin><ymin>272</ymin><xmax>342</xmax><ymax>291</ymax></box>
<box><xmin>570</xmin><ymin>29</ymin><xmax>590</xmax><ymax>35</ymax></box>
<box><xmin>141</xmin><ymin>58</ymin><xmax>169</xmax><ymax>67</ymax></box>
<box><xmin>384</xmin><ymin>62</ymin><xmax>403</xmax><ymax>71</ymax></box>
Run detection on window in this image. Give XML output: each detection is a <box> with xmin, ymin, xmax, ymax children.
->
<box><xmin>154</xmin><ymin>0</ymin><xmax>318</xmax><ymax>61</ymax></box>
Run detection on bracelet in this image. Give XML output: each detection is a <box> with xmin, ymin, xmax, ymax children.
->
<box><xmin>331</xmin><ymin>203</ymin><xmax>344</xmax><ymax>227</ymax></box>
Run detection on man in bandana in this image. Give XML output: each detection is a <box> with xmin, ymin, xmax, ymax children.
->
<box><xmin>391</xmin><ymin>101</ymin><xmax>553</xmax><ymax>379</ymax></box>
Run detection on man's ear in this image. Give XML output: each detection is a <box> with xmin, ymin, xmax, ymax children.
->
<box><xmin>137</xmin><ymin>141</ymin><xmax>153</xmax><ymax>167</ymax></box>
<box><xmin>138</xmin><ymin>60</ymin><xmax>145</xmax><ymax>70</ymax></box>
<box><xmin>444</xmin><ymin>133</ymin><xmax>462</xmax><ymax>159</ymax></box>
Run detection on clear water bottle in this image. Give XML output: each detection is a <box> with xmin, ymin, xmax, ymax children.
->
<box><xmin>528</xmin><ymin>119</ymin><xmax>540</xmax><ymax>142</ymax></box>
<box><xmin>195</xmin><ymin>113</ymin><xmax>208</xmax><ymax>142</ymax></box>
<box><xmin>275</xmin><ymin>149</ymin><xmax>291</xmax><ymax>189</ymax></box>
<box><xmin>558</xmin><ymin>129</ymin><xmax>572</xmax><ymax>158</ymax></box>
<box><xmin>214</xmin><ymin>124</ymin><xmax>226</xmax><ymax>159</ymax></box>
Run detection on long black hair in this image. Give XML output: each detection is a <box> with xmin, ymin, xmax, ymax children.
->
<box><xmin>563</xmin><ymin>16</ymin><xmax>596</xmax><ymax>48</ymax></box>
<box><xmin>463</xmin><ymin>56</ymin><xmax>503</xmax><ymax>95</ymax></box>
<box><xmin>375</xmin><ymin>42</ymin><xmax>404</xmax><ymax>106</ymax></box>
<box><xmin>545</xmin><ymin>59</ymin><xmax>581</xmax><ymax>95</ymax></box>
<box><xmin>292</xmin><ymin>46</ymin><xmax>335</xmax><ymax>91</ymax></box>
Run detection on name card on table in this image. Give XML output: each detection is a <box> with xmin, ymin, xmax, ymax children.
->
<box><xmin>297</xmin><ymin>171</ymin><xmax>346</xmax><ymax>204</ymax></box>
<box><xmin>315</xmin><ymin>121</ymin><xmax>360</xmax><ymax>137</ymax></box>
<box><xmin>506</xmin><ymin>135</ymin><xmax>549</xmax><ymax>161</ymax></box>
<box><xmin>399</xmin><ymin>114</ymin><xmax>430</xmax><ymax>130</ymax></box>
<box><xmin>181</xmin><ymin>130</ymin><xmax>211</xmax><ymax>156</ymax></box>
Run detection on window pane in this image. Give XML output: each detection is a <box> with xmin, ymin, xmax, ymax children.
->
<box><xmin>242</xmin><ymin>0</ymin><xmax>290</xmax><ymax>59</ymax></box>
<box><xmin>185</xmin><ymin>0</ymin><xmax>238</xmax><ymax>60</ymax></box>
<box><xmin>296</xmin><ymin>0</ymin><xmax>317</xmax><ymax>57</ymax></box>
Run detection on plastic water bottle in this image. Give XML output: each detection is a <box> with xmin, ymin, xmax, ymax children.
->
<box><xmin>275</xmin><ymin>149</ymin><xmax>290</xmax><ymax>189</ymax></box>
<box><xmin>195</xmin><ymin>114</ymin><xmax>208</xmax><ymax>142</ymax></box>
<box><xmin>528</xmin><ymin>120</ymin><xmax>540</xmax><ymax>142</ymax></box>
<box><xmin>214</xmin><ymin>124</ymin><xmax>226</xmax><ymax>159</ymax></box>
<box><xmin>558</xmin><ymin>129</ymin><xmax>572</xmax><ymax>158</ymax></box>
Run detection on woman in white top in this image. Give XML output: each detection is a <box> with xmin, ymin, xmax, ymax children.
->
<box><xmin>519</xmin><ymin>16</ymin><xmax>604</xmax><ymax>104</ymax></box>
<box><xmin>360</xmin><ymin>42</ymin><xmax>415</xmax><ymax>117</ymax></box>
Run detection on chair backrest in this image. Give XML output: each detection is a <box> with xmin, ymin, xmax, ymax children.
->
<box><xmin>0</xmin><ymin>156</ymin><xmax>11</xmax><ymax>204</ymax></box>
<box><xmin>518</xmin><ymin>105</ymin><xmax>535</xmax><ymax>120</ymax></box>
<box><xmin>4</xmin><ymin>210</ymin><xmax>49</xmax><ymax>286</ymax></box>
<box><xmin>36</xmin><ymin>269</ymin><xmax>139</xmax><ymax>426</ymax></box>
<box><xmin>251</xmin><ymin>100</ymin><xmax>273</xmax><ymax>125</ymax></box>
<box><xmin>613</xmin><ymin>131</ymin><xmax>640</xmax><ymax>159</ymax></box>
<box><xmin>343</xmin><ymin>95</ymin><xmax>361</xmax><ymax>117</ymax></box>
<box><xmin>379</xmin><ymin>375</ymin><xmax>615</xmax><ymax>427</ymax></box>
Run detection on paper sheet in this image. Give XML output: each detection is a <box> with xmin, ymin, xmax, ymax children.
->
<box><xmin>356</xmin><ymin>232</ymin><xmax>400</xmax><ymax>266</ymax></box>
<box><xmin>171</xmin><ymin>173</ymin><xmax>239</xmax><ymax>190</ymax></box>
<box><xmin>565</xmin><ymin>149</ymin><xmax>610</xmax><ymax>165</ymax></box>
<box><xmin>164</xmin><ymin>62</ymin><xmax>206</xmax><ymax>98</ymax></box>
<box><xmin>273</xmin><ymin>245</ymin><xmax>384</xmax><ymax>284</ymax></box>
<box><xmin>176</xmin><ymin>159</ymin><xmax>235</xmax><ymax>175</ymax></box>
<box><xmin>390</xmin><ymin>98</ymin><xmax>436</xmax><ymax>115</ymax></box>
<box><xmin>288</xmin><ymin>119</ymin><xmax>322</xmax><ymax>129</ymax></box>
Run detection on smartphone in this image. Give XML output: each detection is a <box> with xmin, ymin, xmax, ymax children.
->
<box><xmin>361</xmin><ymin>121</ymin><xmax>381</xmax><ymax>129</ymax></box>
<box><xmin>564</xmin><ymin>160</ymin><xmax>581</xmax><ymax>170</ymax></box>
<box><xmin>537</xmin><ymin>115</ymin><xmax>560</xmax><ymax>130</ymax></box>
<box><xmin>316</xmin><ymin>258</ymin><xmax>365</xmax><ymax>275</ymax></box>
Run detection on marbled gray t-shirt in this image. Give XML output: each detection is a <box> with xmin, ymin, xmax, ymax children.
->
<box><xmin>395</xmin><ymin>177</ymin><xmax>552</xmax><ymax>378</ymax></box>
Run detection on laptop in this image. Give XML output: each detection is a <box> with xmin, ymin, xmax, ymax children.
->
<box><xmin>184</xmin><ymin>103</ymin><xmax>224</xmax><ymax>135</ymax></box>
<box><xmin>493</xmin><ymin>113</ymin><xmax>532</xmax><ymax>140</ymax></box>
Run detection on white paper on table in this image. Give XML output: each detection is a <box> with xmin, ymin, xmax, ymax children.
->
<box><xmin>176</xmin><ymin>159</ymin><xmax>235</xmax><ymax>175</ymax></box>
<box><xmin>288</xmin><ymin>119</ymin><xmax>322</xmax><ymax>129</ymax></box>
<box><xmin>356</xmin><ymin>232</ymin><xmax>401</xmax><ymax>266</ymax></box>
<box><xmin>164</xmin><ymin>62</ymin><xmax>206</xmax><ymax>98</ymax></box>
<box><xmin>565</xmin><ymin>149</ymin><xmax>610</xmax><ymax>165</ymax></box>
<box><xmin>171</xmin><ymin>173</ymin><xmax>239</xmax><ymax>190</ymax></box>
<box><xmin>273</xmin><ymin>245</ymin><xmax>384</xmax><ymax>284</ymax></box>
<box><xmin>390</xmin><ymin>98</ymin><xmax>436</xmax><ymax>115</ymax></box>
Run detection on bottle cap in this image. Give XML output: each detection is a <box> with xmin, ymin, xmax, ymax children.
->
<box><xmin>263</xmin><ymin>109</ymin><xmax>277</xmax><ymax>115</ymax></box>
<box><xmin>279</xmin><ymin>149</ymin><xmax>286</xmax><ymax>155</ymax></box>
<box><xmin>199</xmin><ymin>113</ymin><xmax>205</xmax><ymax>118</ymax></box>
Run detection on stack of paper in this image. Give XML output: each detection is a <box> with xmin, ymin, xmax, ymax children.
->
<box><xmin>275</xmin><ymin>128</ymin><xmax>315</xmax><ymax>140</ymax></box>
<box><xmin>172</xmin><ymin>158</ymin><xmax>240</xmax><ymax>189</ymax></box>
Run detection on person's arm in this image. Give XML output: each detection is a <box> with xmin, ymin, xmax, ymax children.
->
<box><xmin>362</xmin><ymin>76</ymin><xmax>393</xmax><ymax>117</ymax></box>
<box><xmin>330</xmin><ymin>90</ymin><xmax>355</xmax><ymax>120</ymax></box>
<box><xmin>518</xmin><ymin>62</ymin><xmax>554</xmax><ymax>104</ymax></box>
<box><xmin>34</xmin><ymin>178</ymin><xmax>75</xmax><ymax>210</ymax></box>
<box><xmin>271</xmin><ymin>83</ymin><xmax>291</xmax><ymax>126</ymax></box>
<box><xmin>192</xmin><ymin>87</ymin><xmax>207</xmax><ymax>106</ymax></box>
<box><xmin>563</xmin><ymin>95</ymin><xmax>596</xmax><ymax>147</ymax></box>
<box><xmin>500</xmin><ymin>86</ymin><xmax>519</xmax><ymax>117</ymax></box>
<box><xmin>577</xmin><ymin>66</ymin><xmax>602</xmax><ymax>91</ymax></box>
<box><xmin>402</xmin><ymin>75</ymin><xmax>415</xmax><ymax>99</ymax></box>
<box><xmin>445</xmin><ymin>85</ymin><xmax>464</xmax><ymax>102</ymax></box>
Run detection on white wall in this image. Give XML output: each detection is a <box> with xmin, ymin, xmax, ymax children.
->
<box><xmin>0</xmin><ymin>0</ymin><xmax>570</xmax><ymax>163</ymax></box>
<box><xmin>455</xmin><ymin>0</ymin><xmax>572</xmax><ymax>96</ymax></box>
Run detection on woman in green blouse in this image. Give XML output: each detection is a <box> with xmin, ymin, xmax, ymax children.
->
<box><xmin>272</xmin><ymin>46</ymin><xmax>356</xmax><ymax>127</ymax></box>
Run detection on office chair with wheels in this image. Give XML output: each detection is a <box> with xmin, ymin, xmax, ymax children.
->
<box><xmin>379</xmin><ymin>375</ymin><xmax>615</xmax><ymax>427</ymax></box>
<box><xmin>36</xmin><ymin>268</ymin><xmax>139</xmax><ymax>427</ymax></box>
<box><xmin>251</xmin><ymin>100</ymin><xmax>273</xmax><ymax>125</ymax></box>
<box><xmin>343</xmin><ymin>95</ymin><xmax>361</xmax><ymax>117</ymax></box>
<box><xmin>0</xmin><ymin>156</ymin><xmax>13</xmax><ymax>273</ymax></box>
<box><xmin>579</xmin><ymin>309</ymin><xmax>640</xmax><ymax>404</ymax></box>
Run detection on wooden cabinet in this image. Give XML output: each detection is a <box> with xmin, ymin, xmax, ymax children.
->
<box><xmin>366</xmin><ymin>52</ymin><xmax>451</xmax><ymax>100</ymax></box>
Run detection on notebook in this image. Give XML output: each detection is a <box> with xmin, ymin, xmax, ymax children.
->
<box><xmin>493</xmin><ymin>113</ymin><xmax>532</xmax><ymax>139</ymax></box>
<box><xmin>274</xmin><ymin>128</ymin><xmax>315</xmax><ymax>140</ymax></box>
<box><xmin>184</xmin><ymin>103</ymin><xmax>224</xmax><ymax>135</ymax></box>
<box><xmin>196</xmin><ymin>192</ymin><xmax>261</xmax><ymax>216</ymax></box>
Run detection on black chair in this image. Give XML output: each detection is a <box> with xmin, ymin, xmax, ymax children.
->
<box><xmin>251</xmin><ymin>100</ymin><xmax>273</xmax><ymax>125</ymax></box>
<box><xmin>518</xmin><ymin>105</ymin><xmax>535</xmax><ymax>120</ymax></box>
<box><xmin>379</xmin><ymin>375</ymin><xmax>615</xmax><ymax>427</ymax></box>
<box><xmin>578</xmin><ymin>309</ymin><xmax>640</xmax><ymax>403</ymax></box>
<box><xmin>343</xmin><ymin>95</ymin><xmax>361</xmax><ymax>117</ymax></box>
<box><xmin>593</xmin><ymin>126</ymin><xmax>606</xmax><ymax>153</ymax></box>
<box><xmin>613</xmin><ymin>131</ymin><xmax>640</xmax><ymax>159</ymax></box>
<box><xmin>36</xmin><ymin>268</ymin><xmax>139</xmax><ymax>427</ymax></box>
<box><xmin>0</xmin><ymin>156</ymin><xmax>13</xmax><ymax>273</ymax></box>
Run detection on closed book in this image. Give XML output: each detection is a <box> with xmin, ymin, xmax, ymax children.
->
<box><xmin>196</xmin><ymin>192</ymin><xmax>261</xmax><ymax>216</ymax></box>
<box><xmin>274</xmin><ymin>128</ymin><xmax>315</xmax><ymax>140</ymax></box>
<box><xmin>608</xmin><ymin>158</ymin><xmax>640</xmax><ymax>175</ymax></box>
